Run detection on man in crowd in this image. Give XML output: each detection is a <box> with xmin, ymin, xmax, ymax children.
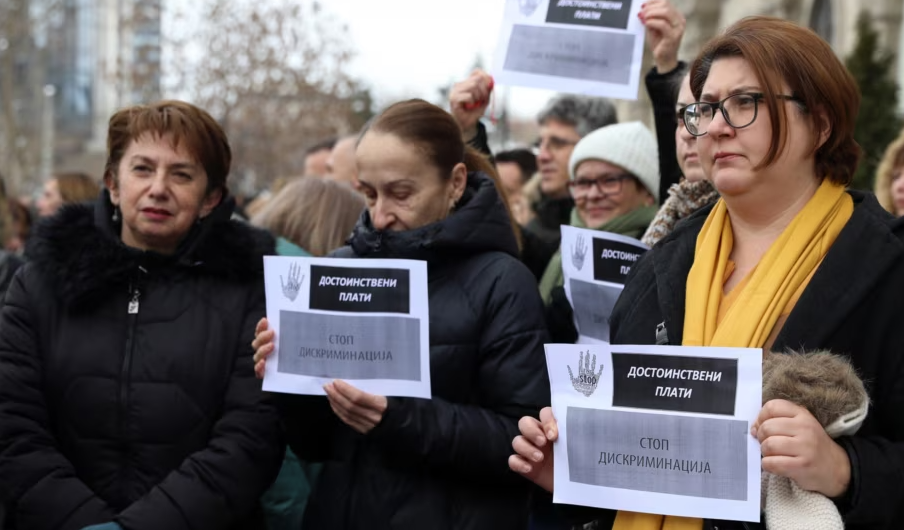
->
<box><xmin>529</xmin><ymin>95</ymin><xmax>618</xmax><ymax>243</ymax></box>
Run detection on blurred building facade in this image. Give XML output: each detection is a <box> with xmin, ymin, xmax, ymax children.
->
<box><xmin>51</xmin><ymin>0</ymin><xmax>162</xmax><ymax>175</ymax></box>
<box><xmin>0</xmin><ymin>0</ymin><xmax>161</xmax><ymax>195</ymax></box>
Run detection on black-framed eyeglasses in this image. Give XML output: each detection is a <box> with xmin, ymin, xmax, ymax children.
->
<box><xmin>568</xmin><ymin>174</ymin><xmax>632</xmax><ymax>197</ymax></box>
<box><xmin>681</xmin><ymin>92</ymin><xmax>802</xmax><ymax>137</ymax></box>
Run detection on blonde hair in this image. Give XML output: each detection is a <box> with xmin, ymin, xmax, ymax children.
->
<box><xmin>874</xmin><ymin>128</ymin><xmax>904</xmax><ymax>214</ymax></box>
<box><xmin>54</xmin><ymin>172</ymin><xmax>100</xmax><ymax>204</ymax></box>
<box><xmin>251</xmin><ymin>177</ymin><xmax>365</xmax><ymax>256</ymax></box>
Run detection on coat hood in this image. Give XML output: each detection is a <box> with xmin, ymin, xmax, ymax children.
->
<box><xmin>26</xmin><ymin>189</ymin><xmax>274</xmax><ymax>308</ymax></box>
<box><xmin>346</xmin><ymin>172</ymin><xmax>518</xmax><ymax>262</ymax></box>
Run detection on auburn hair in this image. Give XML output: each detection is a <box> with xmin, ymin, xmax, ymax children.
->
<box><xmin>104</xmin><ymin>100</ymin><xmax>231</xmax><ymax>195</ymax></box>
<box><xmin>690</xmin><ymin>16</ymin><xmax>861</xmax><ymax>185</ymax></box>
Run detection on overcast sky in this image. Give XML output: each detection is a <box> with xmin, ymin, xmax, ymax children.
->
<box><xmin>326</xmin><ymin>0</ymin><xmax>559</xmax><ymax>118</ymax></box>
<box><xmin>163</xmin><ymin>0</ymin><xmax>564</xmax><ymax>119</ymax></box>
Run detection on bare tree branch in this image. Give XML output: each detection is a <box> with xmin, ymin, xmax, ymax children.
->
<box><xmin>167</xmin><ymin>0</ymin><xmax>373</xmax><ymax>192</ymax></box>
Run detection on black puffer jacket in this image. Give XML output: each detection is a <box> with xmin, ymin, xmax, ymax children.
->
<box><xmin>278</xmin><ymin>172</ymin><xmax>551</xmax><ymax>530</ymax></box>
<box><xmin>0</xmin><ymin>194</ymin><xmax>284</xmax><ymax>530</ymax></box>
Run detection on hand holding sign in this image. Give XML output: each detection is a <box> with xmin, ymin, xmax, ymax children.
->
<box><xmin>509</xmin><ymin>407</ymin><xmax>559</xmax><ymax>492</ymax></box>
<box><xmin>450</xmin><ymin>69</ymin><xmax>494</xmax><ymax>141</ymax></box>
<box><xmin>252</xmin><ymin>317</ymin><xmax>275</xmax><ymax>379</ymax></box>
<box><xmin>324</xmin><ymin>379</ymin><xmax>388</xmax><ymax>434</ymax></box>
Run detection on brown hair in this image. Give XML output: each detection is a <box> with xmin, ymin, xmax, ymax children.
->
<box><xmin>8</xmin><ymin>199</ymin><xmax>31</xmax><ymax>245</ymax></box>
<box><xmin>874</xmin><ymin>128</ymin><xmax>904</xmax><ymax>213</ymax></box>
<box><xmin>0</xmin><ymin>173</ymin><xmax>11</xmax><ymax>246</ymax></box>
<box><xmin>361</xmin><ymin>99</ymin><xmax>521</xmax><ymax>246</ymax></box>
<box><xmin>104</xmin><ymin>100</ymin><xmax>231</xmax><ymax>195</ymax></box>
<box><xmin>690</xmin><ymin>17</ymin><xmax>861</xmax><ymax>186</ymax></box>
<box><xmin>251</xmin><ymin>177</ymin><xmax>365</xmax><ymax>256</ymax></box>
<box><xmin>54</xmin><ymin>172</ymin><xmax>100</xmax><ymax>204</ymax></box>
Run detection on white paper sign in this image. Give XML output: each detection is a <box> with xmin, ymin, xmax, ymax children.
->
<box><xmin>491</xmin><ymin>0</ymin><xmax>647</xmax><ymax>99</ymax></box>
<box><xmin>262</xmin><ymin>256</ymin><xmax>431</xmax><ymax>399</ymax></box>
<box><xmin>546</xmin><ymin>343</ymin><xmax>762</xmax><ymax>523</ymax></box>
<box><xmin>561</xmin><ymin>226</ymin><xmax>649</xmax><ymax>344</ymax></box>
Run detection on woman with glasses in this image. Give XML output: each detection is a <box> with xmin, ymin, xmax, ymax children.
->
<box><xmin>511</xmin><ymin>16</ymin><xmax>904</xmax><ymax>530</ymax></box>
<box><xmin>538</xmin><ymin>121</ymin><xmax>659</xmax><ymax>314</ymax></box>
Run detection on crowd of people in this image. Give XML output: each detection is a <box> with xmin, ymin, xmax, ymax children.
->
<box><xmin>1</xmin><ymin>2</ymin><xmax>904</xmax><ymax>530</ymax></box>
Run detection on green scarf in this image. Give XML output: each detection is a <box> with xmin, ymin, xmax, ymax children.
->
<box><xmin>539</xmin><ymin>205</ymin><xmax>658</xmax><ymax>305</ymax></box>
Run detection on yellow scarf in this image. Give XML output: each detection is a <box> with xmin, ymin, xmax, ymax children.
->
<box><xmin>612</xmin><ymin>179</ymin><xmax>852</xmax><ymax>530</ymax></box>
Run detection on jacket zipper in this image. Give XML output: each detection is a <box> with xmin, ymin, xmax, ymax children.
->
<box><xmin>118</xmin><ymin>278</ymin><xmax>142</xmax><ymax>495</ymax></box>
<box><xmin>121</xmin><ymin>282</ymin><xmax>141</xmax><ymax>412</ymax></box>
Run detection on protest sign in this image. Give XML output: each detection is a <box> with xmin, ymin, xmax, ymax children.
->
<box><xmin>262</xmin><ymin>257</ymin><xmax>431</xmax><ymax>398</ymax></box>
<box><xmin>492</xmin><ymin>0</ymin><xmax>646</xmax><ymax>99</ymax></box>
<box><xmin>546</xmin><ymin>343</ymin><xmax>762</xmax><ymax>522</ymax></box>
<box><xmin>561</xmin><ymin>225</ymin><xmax>649</xmax><ymax>343</ymax></box>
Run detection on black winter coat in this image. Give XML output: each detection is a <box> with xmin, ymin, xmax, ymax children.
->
<box><xmin>563</xmin><ymin>191</ymin><xmax>904</xmax><ymax>530</ymax></box>
<box><xmin>0</xmin><ymin>195</ymin><xmax>285</xmax><ymax>530</ymax></box>
<box><xmin>278</xmin><ymin>173</ymin><xmax>551</xmax><ymax>530</ymax></box>
<box><xmin>645</xmin><ymin>62</ymin><xmax>686</xmax><ymax>203</ymax></box>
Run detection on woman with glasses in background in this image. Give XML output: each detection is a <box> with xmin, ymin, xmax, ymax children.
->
<box><xmin>512</xmin><ymin>16</ymin><xmax>904</xmax><ymax>530</ymax></box>
<box><xmin>539</xmin><ymin>121</ymin><xmax>659</xmax><ymax>342</ymax></box>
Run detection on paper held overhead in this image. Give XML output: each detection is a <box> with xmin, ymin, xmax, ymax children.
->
<box><xmin>491</xmin><ymin>0</ymin><xmax>647</xmax><ymax>100</ymax></box>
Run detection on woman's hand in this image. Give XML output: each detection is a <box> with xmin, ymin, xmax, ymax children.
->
<box><xmin>251</xmin><ymin>317</ymin><xmax>275</xmax><ymax>379</ymax></box>
<box><xmin>639</xmin><ymin>0</ymin><xmax>686</xmax><ymax>74</ymax></box>
<box><xmin>509</xmin><ymin>406</ymin><xmax>558</xmax><ymax>492</ymax></box>
<box><xmin>324</xmin><ymin>380</ymin><xmax>388</xmax><ymax>434</ymax></box>
<box><xmin>753</xmin><ymin>399</ymin><xmax>852</xmax><ymax>498</ymax></box>
<box><xmin>449</xmin><ymin>69</ymin><xmax>494</xmax><ymax>142</ymax></box>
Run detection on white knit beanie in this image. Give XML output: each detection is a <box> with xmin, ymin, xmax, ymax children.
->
<box><xmin>568</xmin><ymin>121</ymin><xmax>660</xmax><ymax>202</ymax></box>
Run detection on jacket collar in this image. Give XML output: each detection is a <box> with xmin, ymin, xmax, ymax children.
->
<box><xmin>649</xmin><ymin>191</ymin><xmax>901</xmax><ymax>347</ymax></box>
<box><xmin>27</xmin><ymin>190</ymin><xmax>274</xmax><ymax>308</ymax></box>
<box><xmin>347</xmin><ymin>172</ymin><xmax>519</xmax><ymax>262</ymax></box>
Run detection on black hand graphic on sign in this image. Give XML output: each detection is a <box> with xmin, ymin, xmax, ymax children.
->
<box><xmin>281</xmin><ymin>262</ymin><xmax>304</xmax><ymax>302</ymax></box>
<box><xmin>571</xmin><ymin>234</ymin><xmax>588</xmax><ymax>271</ymax></box>
<box><xmin>567</xmin><ymin>350</ymin><xmax>604</xmax><ymax>397</ymax></box>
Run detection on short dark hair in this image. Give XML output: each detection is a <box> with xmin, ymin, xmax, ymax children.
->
<box><xmin>305</xmin><ymin>137</ymin><xmax>338</xmax><ymax>156</ymax></box>
<box><xmin>494</xmin><ymin>149</ymin><xmax>538</xmax><ymax>184</ymax></box>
